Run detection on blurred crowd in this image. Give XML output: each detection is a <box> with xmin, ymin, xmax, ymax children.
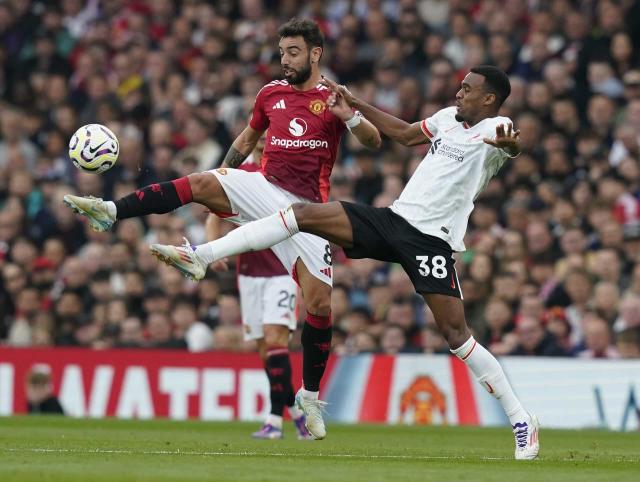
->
<box><xmin>1</xmin><ymin>0</ymin><xmax>640</xmax><ymax>359</ymax></box>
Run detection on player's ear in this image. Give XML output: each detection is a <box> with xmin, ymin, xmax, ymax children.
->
<box><xmin>483</xmin><ymin>92</ymin><xmax>496</xmax><ymax>107</ymax></box>
<box><xmin>311</xmin><ymin>46</ymin><xmax>322</xmax><ymax>63</ymax></box>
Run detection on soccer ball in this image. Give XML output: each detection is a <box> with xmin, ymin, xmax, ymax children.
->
<box><xmin>68</xmin><ymin>124</ymin><xmax>119</xmax><ymax>174</ymax></box>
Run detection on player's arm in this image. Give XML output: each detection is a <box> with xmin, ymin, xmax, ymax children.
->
<box><xmin>346</xmin><ymin>115</ymin><xmax>382</xmax><ymax>150</ymax></box>
<box><xmin>321</xmin><ymin>77</ymin><xmax>429</xmax><ymax>147</ymax></box>
<box><xmin>351</xmin><ymin>102</ymin><xmax>427</xmax><ymax>147</ymax></box>
<box><xmin>221</xmin><ymin>125</ymin><xmax>264</xmax><ymax>168</ymax></box>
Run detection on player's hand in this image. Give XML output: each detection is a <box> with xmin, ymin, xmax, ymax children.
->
<box><xmin>320</xmin><ymin>76</ymin><xmax>357</xmax><ymax>107</ymax></box>
<box><xmin>326</xmin><ymin>91</ymin><xmax>355</xmax><ymax>122</ymax></box>
<box><xmin>483</xmin><ymin>123</ymin><xmax>520</xmax><ymax>157</ymax></box>
<box><xmin>210</xmin><ymin>259</ymin><xmax>229</xmax><ymax>272</ymax></box>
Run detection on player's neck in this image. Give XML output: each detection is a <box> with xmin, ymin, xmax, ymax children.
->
<box><xmin>466</xmin><ymin>110</ymin><xmax>499</xmax><ymax>126</ymax></box>
<box><xmin>463</xmin><ymin>113</ymin><xmax>482</xmax><ymax>127</ymax></box>
<box><xmin>290</xmin><ymin>71</ymin><xmax>322</xmax><ymax>92</ymax></box>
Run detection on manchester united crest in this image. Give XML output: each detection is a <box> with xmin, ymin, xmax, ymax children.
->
<box><xmin>399</xmin><ymin>375</ymin><xmax>447</xmax><ymax>425</ymax></box>
<box><xmin>309</xmin><ymin>99</ymin><xmax>326</xmax><ymax>115</ymax></box>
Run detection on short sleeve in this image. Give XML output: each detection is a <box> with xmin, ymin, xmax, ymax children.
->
<box><xmin>249</xmin><ymin>87</ymin><xmax>269</xmax><ymax>131</ymax></box>
<box><xmin>420</xmin><ymin>116</ymin><xmax>437</xmax><ymax>140</ymax></box>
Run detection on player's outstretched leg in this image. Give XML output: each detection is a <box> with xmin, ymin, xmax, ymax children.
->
<box><xmin>64</xmin><ymin>173</ymin><xmax>232</xmax><ymax>232</ymax></box>
<box><xmin>63</xmin><ymin>176</ymin><xmax>194</xmax><ymax>232</ymax></box>
<box><xmin>150</xmin><ymin>237</ymin><xmax>207</xmax><ymax>281</ymax></box>
<box><xmin>152</xmin><ymin>201</ymin><xmax>352</xmax><ymax>275</ymax></box>
<box><xmin>150</xmin><ymin>204</ymin><xmax>300</xmax><ymax>279</ymax></box>
<box><xmin>424</xmin><ymin>293</ymin><xmax>540</xmax><ymax>461</ymax></box>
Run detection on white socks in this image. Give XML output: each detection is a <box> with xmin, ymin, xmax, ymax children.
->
<box><xmin>287</xmin><ymin>404</ymin><xmax>303</xmax><ymax>419</ymax></box>
<box><xmin>266</xmin><ymin>407</ymin><xmax>303</xmax><ymax>428</ymax></box>
<box><xmin>105</xmin><ymin>200</ymin><xmax>117</xmax><ymax>219</ymax></box>
<box><xmin>266</xmin><ymin>414</ymin><xmax>283</xmax><ymax>429</ymax></box>
<box><xmin>195</xmin><ymin>206</ymin><xmax>299</xmax><ymax>265</ymax></box>
<box><xmin>451</xmin><ymin>336</ymin><xmax>528</xmax><ymax>425</ymax></box>
<box><xmin>300</xmin><ymin>389</ymin><xmax>319</xmax><ymax>400</ymax></box>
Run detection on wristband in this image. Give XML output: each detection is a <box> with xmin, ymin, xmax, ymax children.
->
<box><xmin>345</xmin><ymin>114</ymin><xmax>361</xmax><ymax>130</ymax></box>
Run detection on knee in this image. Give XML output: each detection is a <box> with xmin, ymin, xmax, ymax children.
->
<box><xmin>263</xmin><ymin>326</ymin><xmax>289</xmax><ymax>348</ymax></box>
<box><xmin>439</xmin><ymin>321</ymin><xmax>471</xmax><ymax>350</ymax></box>
<box><xmin>187</xmin><ymin>173</ymin><xmax>210</xmax><ymax>199</ymax></box>
<box><xmin>304</xmin><ymin>286</ymin><xmax>332</xmax><ymax>316</ymax></box>
<box><xmin>290</xmin><ymin>203</ymin><xmax>309</xmax><ymax>228</ymax></box>
<box><xmin>257</xmin><ymin>342</ymin><xmax>267</xmax><ymax>362</ymax></box>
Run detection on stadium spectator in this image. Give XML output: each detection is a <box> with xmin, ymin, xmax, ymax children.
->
<box><xmin>510</xmin><ymin>316</ymin><xmax>567</xmax><ymax>357</ymax></box>
<box><xmin>26</xmin><ymin>368</ymin><xmax>64</xmax><ymax>415</ymax></box>
<box><xmin>147</xmin><ymin>311</ymin><xmax>187</xmax><ymax>349</ymax></box>
<box><xmin>481</xmin><ymin>297</ymin><xmax>515</xmax><ymax>355</ymax></box>
<box><xmin>380</xmin><ymin>324</ymin><xmax>409</xmax><ymax>355</ymax></box>
<box><xmin>212</xmin><ymin>325</ymin><xmax>244</xmax><ymax>352</ymax></box>
<box><xmin>116</xmin><ymin>316</ymin><xmax>145</xmax><ymax>348</ymax></box>
<box><xmin>578</xmin><ymin>315</ymin><xmax>620</xmax><ymax>358</ymax></box>
<box><xmin>171</xmin><ymin>297</ymin><xmax>213</xmax><ymax>352</ymax></box>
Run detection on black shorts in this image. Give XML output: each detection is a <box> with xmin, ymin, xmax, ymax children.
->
<box><xmin>340</xmin><ymin>202</ymin><xmax>462</xmax><ymax>298</ymax></box>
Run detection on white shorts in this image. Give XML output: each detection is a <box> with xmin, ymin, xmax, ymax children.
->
<box><xmin>239</xmin><ymin>274</ymin><xmax>298</xmax><ymax>341</ymax></box>
<box><xmin>209</xmin><ymin>168</ymin><xmax>333</xmax><ymax>286</ymax></box>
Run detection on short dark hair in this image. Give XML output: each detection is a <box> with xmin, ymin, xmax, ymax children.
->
<box><xmin>470</xmin><ymin>65</ymin><xmax>511</xmax><ymax>107</ymax></box>
<box><xmin>278</xmin><ymin>17</ymin><xmax>324</xmax><ymax>52</ymax></box>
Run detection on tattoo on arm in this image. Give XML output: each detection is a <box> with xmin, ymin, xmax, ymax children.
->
<box><xmin>221</xmin><ymin>147</ymin><xmax>248</xmax><ymax>168</ymax></box>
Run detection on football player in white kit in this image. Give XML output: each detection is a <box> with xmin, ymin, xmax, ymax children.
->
<box><xmin>151</xmin><ymin>66</ymin><xmax>540</xmax><ymax>460</ymax></box>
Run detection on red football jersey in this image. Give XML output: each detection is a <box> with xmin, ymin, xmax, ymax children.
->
<box><xmin>249</xmin><ymin>80</ymin><xmax>347</xmax><ymax>203</ymax></box>
<box><xmin>237</xmin><ymin>162</ymin><xmax>290</xmax><ymax>277</ymax></box>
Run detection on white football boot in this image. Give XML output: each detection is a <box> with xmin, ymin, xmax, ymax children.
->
<box><xmin>513</xmin><ymin>413</ymin><xmax>540</xmax><ymax>460</ymax></box>
<box><xmin>63</xmin><ymin>195</ymin><xmax>116</xmax><ymax>232</ymax></box>
<box><xmin>150</xmin><ymin>238</ymin><xmax>207</xmax><ymax>281</ymax></box>
<box><xmin>295</xmin><ymin>389</ymin><xmax>327</xmax><ymax>440</ymax></box>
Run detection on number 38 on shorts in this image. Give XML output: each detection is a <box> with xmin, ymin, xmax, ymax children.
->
<box><xmin>407</xmin><ymin>252</ymin><xmax>462</xmax><ymax>299</ymax></box>
<box><xmin>415</xmin><ymin>255</ymin><xmax>448</xmax><ymax>278</ymax></box>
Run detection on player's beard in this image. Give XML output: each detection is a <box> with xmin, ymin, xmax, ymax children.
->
<box><xmin>455</xmin><ymin>113</ymin><xmax>464</xmax><ymax>122</ymax></box>
<box><xmin>283</xmin><ymin>57</ymin><xmax>312</xmax><ymax>85</ymax></box>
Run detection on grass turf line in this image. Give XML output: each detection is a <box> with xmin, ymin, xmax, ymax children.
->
<box><xmin>0</xmin><ymin>416</ymin><xmax>638</xmax><ymax>482</ymax></box>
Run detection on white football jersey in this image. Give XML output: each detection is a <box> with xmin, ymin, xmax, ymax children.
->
<box><xmin>390</xmin><ymin>106</ymin><xmax>512</xmax><ymax>251</ymax></box>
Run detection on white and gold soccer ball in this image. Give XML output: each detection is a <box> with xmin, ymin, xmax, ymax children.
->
<box><xmin>68</xmin><ymin>124</ymin><xmax>119</xmax><ymax>174</ymax></box>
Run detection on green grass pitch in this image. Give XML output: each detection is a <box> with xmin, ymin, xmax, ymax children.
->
<box><xmin>0</xmin><ymin>416</ymin><xmax>638</xmax><ymax>481</ymax></box>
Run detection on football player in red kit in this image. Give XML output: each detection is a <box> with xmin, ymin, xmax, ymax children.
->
<box><xmin>63</xmin><ymin>18</ymin><xmax>381</xmax><ymax>440</ymax></box>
